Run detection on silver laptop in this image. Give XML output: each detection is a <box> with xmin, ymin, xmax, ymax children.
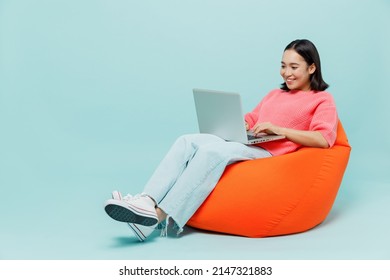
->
<box><xmin>193</xmin><ymin>88</ymin><xmax>285</xmax><ymax>144</ymax></box>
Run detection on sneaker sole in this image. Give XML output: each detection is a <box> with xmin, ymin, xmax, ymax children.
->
<box><xmin>104</xmin><ymin>201</ymin><xmax>158</xmax><ymax>226</ymax></box>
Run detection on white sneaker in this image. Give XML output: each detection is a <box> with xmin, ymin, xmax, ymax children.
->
<box><xmin>105</xmin><ymin>192</ymin><xmax>158</xmax><ymax>226</ymax></box>
<box><xmin>111</xmin><ymin>191</ymin><xmax>156</xmax><ymax>242</ymax></box>
<box><xmin>126</xmin><ymin>222</ymin><xmax>155</xmax><ymax>242</ymax></box>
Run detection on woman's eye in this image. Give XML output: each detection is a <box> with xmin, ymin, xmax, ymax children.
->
<box><xmin>292</xmin><ymin>67</ymin><xmax>298</xmax><ymax>70</ymax></box>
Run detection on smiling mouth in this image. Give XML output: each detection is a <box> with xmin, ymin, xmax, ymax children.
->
<box><xmin>286</xmin><ymin>78</ymin><xmax>295</xmax><ymax>83</ymax></box>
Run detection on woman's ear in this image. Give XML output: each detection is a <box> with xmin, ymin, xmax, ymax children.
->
<box><xmin>309</xmin><ymin>63</ymin><xmax>316</xmax><ymax>74</ymax></box>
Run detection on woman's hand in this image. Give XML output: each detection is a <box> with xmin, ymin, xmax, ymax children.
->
<box><xmin>251</xmin><ymin>122</ymin><xmax>282</xmax><ymax>135</ymax></box>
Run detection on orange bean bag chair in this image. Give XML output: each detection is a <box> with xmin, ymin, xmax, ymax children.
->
<box><xmin>187</xmin><ymin>121</ymin><xmax>351</xmax><ymax>237</ymax></box>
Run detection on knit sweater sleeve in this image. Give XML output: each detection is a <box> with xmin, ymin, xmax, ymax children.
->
<box><xmin>309</xmin><ymin>93</ymin><xmax>338</xmax><ymax>147</ymax></box>
<box><xmin>244</xmin><ymin>101</ymin><xmax>262</xmax><ymax>128</ymax></box>
<box><xmin>244</xmin><ymin>90</ymin><xmax>275</xmax><ymax>128</ymax></box>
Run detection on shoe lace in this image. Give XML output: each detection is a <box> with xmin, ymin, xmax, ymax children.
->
<box><xmin>122</xmin><ymin>193</ymin><xmax>147</xmax><ymax>202</ymax></box>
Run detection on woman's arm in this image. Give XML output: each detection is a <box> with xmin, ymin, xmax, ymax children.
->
<box><xmin>251</xmin><ymin>122</ymin><xmax>329</xmax><ymax>148</ymax></box>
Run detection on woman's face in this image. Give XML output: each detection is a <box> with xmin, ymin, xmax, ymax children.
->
<box><xmin>280</xmin><ymin>49</ymin><xmax>316</xmax><ymax>91</ymax></box>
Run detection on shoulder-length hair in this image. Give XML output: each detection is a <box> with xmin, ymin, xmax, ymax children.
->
<box><xmin>280</xmin><ymin>39</ymin><xmax>329</xmax><ymax>91</ymax></box>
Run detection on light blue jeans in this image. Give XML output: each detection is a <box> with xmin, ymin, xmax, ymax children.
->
<box><xmin>143</xmin><ymin>133</ymin><xmax>272</xmax><ymax>233</ymax></box>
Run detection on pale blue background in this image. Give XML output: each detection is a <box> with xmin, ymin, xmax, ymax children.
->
<box><xmin>0</xmin><ymin>0</ymin><xmax>389</xmax><ymax>259</ymax></box>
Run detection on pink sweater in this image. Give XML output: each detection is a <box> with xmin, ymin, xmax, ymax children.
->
<box><xmin>245</xmin><ymin>89</ymin><xmax>338</xmax><ymax>156</ymax></box>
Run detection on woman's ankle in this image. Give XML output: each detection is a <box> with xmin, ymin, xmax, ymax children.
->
<box><xmin>156</xmin><ymin>207</ymin><xmax>167</xmax><ymax>223</ymax></box>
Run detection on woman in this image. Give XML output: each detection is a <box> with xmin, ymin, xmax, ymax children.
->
<box><xmin>104</xmin><ymin>39</ymin><xmax>338</xmax><ymax>242</ymax></box>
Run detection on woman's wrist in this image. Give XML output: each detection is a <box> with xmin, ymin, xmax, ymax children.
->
<box><xmin>275</xmin><ymin>126</ymin><xmax>287</xmax><ymax>136</ymax></box>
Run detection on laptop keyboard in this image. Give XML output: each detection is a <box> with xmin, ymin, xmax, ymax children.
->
<box><xmin>247</xmin><ymin>134</ymin><xmax>258</xmax><ymax>140</ymax></box>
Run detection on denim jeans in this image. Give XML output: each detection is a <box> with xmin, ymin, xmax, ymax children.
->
<box><xmin>143</xmin><ymin>133</ymin><xmax>272</xmax><ymax>233</ymax></box>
